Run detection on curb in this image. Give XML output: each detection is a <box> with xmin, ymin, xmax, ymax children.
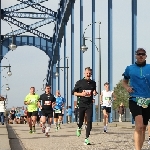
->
<box><xmin>6</xmin><ymin>124</ymin><xmax>26</xmax><ymax>150</ymax></box>
<box><xmin>94</xmin><ymin>122</ymin><xmax>135</xmax><ymax>129</ymax></box>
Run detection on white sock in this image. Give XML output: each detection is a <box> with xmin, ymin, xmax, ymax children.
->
<box><xmin>54</xmin><ymin>122</ymin><xmax>58</xmax><ymax>127</ymax></box>
<box><xmin>42</xmin><ymin>123</ymin><xmax>46</xmax><ymax>128</ymax></box>
<box><xmin>58</xmin><ymin>121</ymin><xmax>62</xmax><ymax>125</ymax></box>
<box><xmin>45</xmin><ymin>124</ymin><xmax>51</xmax><ymax>133</ymax></box>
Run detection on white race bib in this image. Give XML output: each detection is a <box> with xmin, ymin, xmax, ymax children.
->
<box><xmin>136</xmin><ymin>97</ymin><xmax>150</xmax><ymax>108</ymax></box>
<box><xmin>55</xmin><ymin>109</ymin><xmax>61</xmax><ymax>113</ymax></box>
<box><xmin>84</xmin><ymin>90</ymin><xmax>92</xmax><ymax>97</ymax></box>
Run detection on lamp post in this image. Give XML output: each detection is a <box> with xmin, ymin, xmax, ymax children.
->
<box><xmin>41</xmin><ymin>78</ymin><xmax>46</xmax><ymax>91</ymax></box>
<box><xmin>81</xmin><ymin>22</ymin><xmax>101</xmax><ymax>122</ymax></box>
<box><xmin>55</xmin><ymin>57</ymin><xmax>69</xmax><ymax>109</ymax></box>
<box><xmin>0</xmin><ymin>56</ymin><xmax>12</xmax><ymax>76</ymax></box>
<box><xmin>2</xmin><ymin>76</ymin><xmax>10</xmax><ymax>91</ymax></box>
<box><xmin>2</xmin><ymin>20</ymin><xmax>17</xmax><ymax>51</ymax></box>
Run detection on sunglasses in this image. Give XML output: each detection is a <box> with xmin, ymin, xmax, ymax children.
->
<box><xmin>136</xmin><ymin>53</ymin><xmax>146</xmax><ymax>56</ymax></box>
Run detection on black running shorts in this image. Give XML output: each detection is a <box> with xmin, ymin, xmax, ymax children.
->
<box><xmin>102</xmin><ymin>106</ymin><xmax>111</xmax><ymax>113</ymax></box>
<box><xmin>129</xmin><ymin>100</ymin><xmax>150</xmax><ymax>125</ymax></box>
<box><xmin>41</xmin><ymin>110</ymin><xmax>53</xmax><ymax>118</ymax></box>
<box><xmin>54</xmin><ymin>109</ymin><xmax>63</xmax><ymax>118</ymax></box>
<box><xmin>27</xmin><ymin>111</ymin><xmax>38</xmax><ymax>117</ymax></box>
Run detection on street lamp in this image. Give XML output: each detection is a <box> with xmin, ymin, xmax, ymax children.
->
<box><xmin>0</xmin><ymin>56</ymin><xmax>12</xmax><ymax>76</ymax></box>
<box><xmin>55</xmin><ymin>57</ymin><xmax>69</xmax><ymax>109</ymax></box>
<box><xmin>6</xmin><ymin>84</ymin><xmax>10</xmax><ymax>91</ymax></box>
<box><xmin>81</xmin><ymin>21</ymin><xmax>101</xmax><ymax>122</ymax></box>
<box><xmin>2</xmin><ymin>76</ymin><xmax>10</xmax><ymax>91</ymax></box>
<box><xmin>41</xmin><ymin>78</ymin><xmax>46</xmax><ymax>91</ymax></box>
<box><xmin>2</xmin><ymin>20</ymin><xmax>17</xmax><ymax>51</ymax></box>
<box><xmin>55</xmin><ymin>72</ymin><xmax>59</xmax><ymax>77</ymax></box>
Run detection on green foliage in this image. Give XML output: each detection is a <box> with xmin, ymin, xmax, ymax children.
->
<box><xmin>113</xmin><ymin>79</ymin><xmax>129</xmax><ymax>110</ymax></box>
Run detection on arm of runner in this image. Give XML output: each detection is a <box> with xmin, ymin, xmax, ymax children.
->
<box><xmin>52</xmin><ymin>96</ymin><xmax>56</xmax><ymax>108</ymax></box>
<box><xmin>93</xmin><ymin>81</ymin><xmax>97</xmax><ymax>96</ymax></box>
<box><xmin>38</xmin><ymin>101</ymin><xmax>42</xmax><ymax>109</ymax></box>
<box><xmin>73</xmin><ymin>81</ymin><xmax>83</xmax><ymax>96</ymax></box>
<box><xmin>122</xmin><ymin>67</ymin><xmax>133</xmax><ymax>93</ymax></box>
<box><xmin>24</xmin><ymin>95</ymin><xmax>30</xmax><ymax>105</ymax></box>
<box><xmin>62</xmin><ymin>98</ymin><xmax>66</xmax><ymax>107</ymax></box>
<box><xmin>38</xmin><ymin>95</ymin><xmax>42</xmax><ymax>109</ymax></box>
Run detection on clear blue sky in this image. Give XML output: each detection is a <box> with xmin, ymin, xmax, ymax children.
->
<box><xmin>1</xmin><ymin>0</ymin><xmax>150</xmax><ymax>108</ymax></box>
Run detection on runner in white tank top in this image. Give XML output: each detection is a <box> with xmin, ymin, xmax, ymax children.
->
<box><xmin>100</xmin><ymin>82</ymin><xmax>116</xmax><ymax>133</ymax></box>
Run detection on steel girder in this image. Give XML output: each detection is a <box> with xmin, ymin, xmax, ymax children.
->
<box><xmin>2</xmin><ymin>17</ymin><xmax>53</xmax><ymax>42</ymax></box>
<box><xmin>2</xmin><ymin>12</ymin><xmax>54</xmax><ymax>19</ymax></box>
<box><xmin>1</xmin><ymin>35</ymin><xmax>52</xmax><ymax>57</ymax></box>
<box><xmin>17</xmin><ymin>0</ymin><xmax>57</xmax><ymax>17</ymax></box>
<box><xmin>2</xmin><ymin>0</ymin><xmax>48</xmax><ymax>12</ymax></box>
<box><xmin>52</xmin><ymin>0</ymin><xmax>76</xmax><ymax>62</ymax></box>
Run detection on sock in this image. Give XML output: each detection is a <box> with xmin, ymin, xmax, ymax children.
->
<box><xmin>104</xmin><ymin>126</ymin><xmax>106</xmax><ymax>130</ymax></box>
<box><xmin>58</xmin><ymin>121</ymin><xmax>62</xmax><ymax>126</ymax></box>
<box><xmin>45</xmin><ymin>124</ymin><xmax>51</xmax><ymax>133</ymax></box>
<box><xmin>42</xmin><ymin>123</ymin><xmax>46</xmax><ymax>128</ymax></box>
<box><xmin>54</xmin><ymin>122</ymin><xmax>58</xmax><ymax>127</ymax></box>
<box><xmin>33</xmin><ymin>126</ymin><xmax>35</xmax><ymax>130</ymax></box>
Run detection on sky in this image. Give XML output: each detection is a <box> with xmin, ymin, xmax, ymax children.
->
<box><xmin>1</xmin><ymin>0</ymin><xmax>150</xmax><ymax>108</ymax></box>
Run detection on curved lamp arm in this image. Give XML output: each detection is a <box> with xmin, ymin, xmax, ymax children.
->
<box><xmin>85</xmin><ymin>39</ymin><xmax>99</xmax><ymax>52</ymax></box>
<box><xmin>2</xmin><ymin>19</ymin><xmax>14</xmax><ymax>36</ymax></box>
<box><xmin>0</xmin><ymin>55</ymin><xmax>10</xmax><ymax>65</ymax></box>
<box><xmin>83</xmin><ymin>21</ymin><xmax>101</xmax><ymax>38</ymax></box>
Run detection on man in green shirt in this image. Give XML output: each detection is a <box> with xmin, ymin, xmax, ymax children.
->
<box><xmin>24</xmin><ymin>87</ymin><xmax>40</xmax><ymax>133</ymax></box>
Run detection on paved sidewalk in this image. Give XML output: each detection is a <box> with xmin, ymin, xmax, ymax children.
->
<box><xmin>0</xmin><ymin>124</ymin><xmax>11</xmax><ymax>150</ymax></box>
<box><xmin>8</xmin><ymin>122</ymin><xmax>150</xmax><ymax>150</ymax></box>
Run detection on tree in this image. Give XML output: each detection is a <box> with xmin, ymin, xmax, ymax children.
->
<box><xmin>113</xmin><ymin>79</ymin><xmax>129</xmax><ymax>110</ymax></box>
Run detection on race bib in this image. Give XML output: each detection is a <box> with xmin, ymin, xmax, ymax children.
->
<box><xmin>55</xmin><ymin>109</ymin><xmax>61</xmax><ymax>113</ymax></box>
<box><xmin>105</xmin><ymin>97</ymin><xmax>111</xmax><ymax>100</ymax></box>
<box><xmin>30</xmin><ymin>99</ymin><xmax>36</xmax><ymax>103</ymax></box>
<box><xmin>85</xmin><ymin>90</ymin><xmax>92</xmax><ymax>97</ymax></box>
<box><xmin>44</xmin><ymin>101</ymin><xmax>51</xmax><ymax>105</ymax></box>
<box><xmin>136</xmin><ymin>97</ymin><xmax>150</xmax><ymax>108</ymax></box>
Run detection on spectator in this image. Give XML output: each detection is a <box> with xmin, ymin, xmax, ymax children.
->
<box><xmin>15</xmin><ymin>111</ymin><xmax>21</xmax><ymax>124</ymax></box>
<box><xmin>67</xmin><ymin>106</ymin><xmax>72</xmax><ymax>123</ymax></box>
<box><xmin>0</xmin><ymin>96</ymin><xmax>6</xmax><ymax>125</ymax></box>
<box><xmin>10</xmin><ymin>107</ymin><xmax>16</xmax><ymax>124</ymax></box>
<box><xmin>24</xmin><ymin>107</ymin><xmax>28</xmax><ymax>124</ymax></box>
<box><xmin>118</xmin><ymin>102</ymin><xmax>125</xmax><ymax>122</ymax></box>
<box><xmin>74</xmin><ymin>106</ymin><xmax>78</xmax><ymax>123</ymax></box>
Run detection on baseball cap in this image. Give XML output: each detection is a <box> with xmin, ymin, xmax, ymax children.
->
<box><xmin>135</xmin><ymin>48</ymin><xmax>146</xmax><ymax>54</ymax></box>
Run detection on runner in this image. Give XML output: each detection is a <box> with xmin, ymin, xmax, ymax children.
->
<box><xmin>73</xmin><ymin>67</ymin><xmax>97</xmax><ymax>145</ymax></box>
<box><xmin>38</xmin><ymin>85</ymin><xmax>56</xmax><ymax>137</ymax></box>
<box><xmin>100</xmin><ymin>82</ymin><xmax>115</xmax><ymax>133</ymax></box>
<box><xmin>122</xmin><ymin>48</ymin><xmax>150</xmax><ymax>150</ymax></box>
<box><xmin>24</xmin><ymin>87</ymin><xmax>39</xmax><ymax>133</ymax></box>
<box><xmin>54</xmin><ymin>90</ymin><xmax>65</xmax><ymax>131</ymax></box>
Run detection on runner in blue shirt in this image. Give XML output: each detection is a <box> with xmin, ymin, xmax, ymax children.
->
<box><xmin>54</xmin><ymin>90</ymin><xmax>65</xmax><ymax>131</ymax></box>
<box><xmin>122</xmin><ymin>48</ymin><xmax>150</xmax><ymax>150</ymax></box>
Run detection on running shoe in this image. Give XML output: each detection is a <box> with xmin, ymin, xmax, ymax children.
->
<box><xmin>29</xmin><ymin>130</ymin><xmax>32</xmax><ymax>134</ymax></box>
<box><xmin>76</xmin><ymin>128</ymin><xmax>81</xmax><ymax>137</ymax></box>
<box><xmin>84</xmin><ymin>138</ymin><xmax>91</xmax><ymax>145</ymax></box>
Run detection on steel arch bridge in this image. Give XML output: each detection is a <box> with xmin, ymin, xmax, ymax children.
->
<box><xmin>0</xmin><ymin>0</ymin><xmax>137</xmax><ymax>122</ymax></box>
